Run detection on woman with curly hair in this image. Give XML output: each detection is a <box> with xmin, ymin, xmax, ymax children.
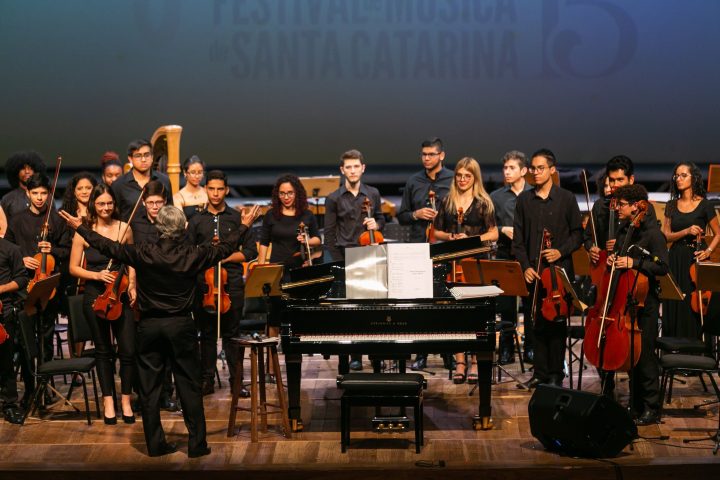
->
<box><xmin>661</xmin><ymin>161</ymin><xmax>720</xmax><ymax>338</ymax></box>
<box><xmin>257</xmin><ymin>173</ymin><xmax>321</xmax><ymax>269</ymax></box>
<box><xmin>61</xmin><ymin>172</ymin><xmax>98</xmax><ymax>219</ymax></box>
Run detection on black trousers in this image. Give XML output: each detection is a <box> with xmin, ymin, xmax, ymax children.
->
<box><xmin>136</xmin><ymin>314</ymin><xmax>207</xmax><ymax>456</ymax></box>
<box><xmin>0</xmin><ymin>306</ymin><xmax>19</xmax><ymax>410</ymax></box>
<box><xmin>526</xmin><ymin>283</ymin><xmax>567</xmax><ymax>381</ymax></box>
<box><xmin>83</xmin><ymin>282</ymin><xmax>137</xmax><ymax>396</ymax></box>
<box><xmin>196</xmin><ymin>290</ymin><xmax>244</xmax><ymax>386</ymax></box>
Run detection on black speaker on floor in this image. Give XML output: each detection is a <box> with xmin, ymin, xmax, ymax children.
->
<box><xmin>528</xmin><ymin>385</ymin><xmax>637</xmax><ymax>458</ymax></box>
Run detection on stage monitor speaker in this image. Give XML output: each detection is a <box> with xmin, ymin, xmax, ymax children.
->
<box><xmin>528</xmin><ymin>385</ymin><xmax>637</xmax><ymax>458</ymax></box>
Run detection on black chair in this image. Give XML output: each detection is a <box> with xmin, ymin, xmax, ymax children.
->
<box><xmin>18</xmin><ymin>310</ymin><xmax>100</xmax><ymax>425</ymax></box>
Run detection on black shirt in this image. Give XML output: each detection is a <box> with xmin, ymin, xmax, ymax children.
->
<box><xmin>0</xmin><ymin>188</ymin><xmax>30</xmax><ymax>223</ymax></box>
<box><xmin>397</xmin><ymin>167</ymin><xmax>454</xmax><ymax>242</ymax></box>
<box><xmin>186</xmin><ymin>205</ymin><xmax>258</xmax><ymax>292</ymax></box>
<box><xmin>110</xmin><ymin>170</ymin><xmax>173</xmax><ymax>221</ymax></box>
<box><xmin>0</xmin><ymin>238</ymin><xmax>29</xmax><ymax>307</ymax></box>
<box><xmin>258</xmin><ymin>209</ymin><xmax>320</xmax><ymax>268</ymax></box>
<box><xmin>130</xmin><ymin>213</ymin><xmax>160</xmax><ymax>244</ymax></box>
<box><xmin>75</xmin><ymin>224</ymin><xmax>247</xmax><ymax>316</ymax></box>
<box><xmin>435</xmin><ymin>197</ymin><xmax>496</xmax><ymax>238</ymax></box>
<box><xmin>490</xmin><ymin>182</ymin><xmax>533</xmax><ymax>253</ymax></box>
<box><xmin>665</xmin><ymin>198</ymin><xmax>715</xmax><ymax>246</ymax></box>
<box><xmin>512</xmin><ymin>184</ymin><xmax>583</xmax><ymax>277</ymax></box>
<box><xmin>613</xmin><ymin>215</ymin><xmax>669</xmax><ymax>291</ymax></box>
<box><xmin>324</xmin><ymin>183</ymin><xmax>385</xmax><ymax>261</ymax></box>
<box><xmin>5</xmin><ymin>207</ymin><xmax>71</xmax><ymax>274</ymax></box>
<box><xmin>583</xmin><ymin>197</ymin><xmax>658</xmax><ymax>251</ymax></box>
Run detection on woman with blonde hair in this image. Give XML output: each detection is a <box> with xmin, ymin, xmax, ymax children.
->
<box><xmin>434</xmin><ymin>157</ymin><xmax>498</xmax><ymax>383</ymax></box>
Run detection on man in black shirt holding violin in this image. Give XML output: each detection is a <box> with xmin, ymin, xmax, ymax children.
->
<box><xmin>513</xmin><ymin>149</ymin><xmax>583</xmax><ymax>389</ymax></box>
<box><xmin>187</xmin><ymin>170</ymin><xmax>257</xmax><ymax>397</ymax></box>
<box><xmin>603</xmin><ymin>184</ymin><xmax>667</xmax><ymax>426</ymax></box>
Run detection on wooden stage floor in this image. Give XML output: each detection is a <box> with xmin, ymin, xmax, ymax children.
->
<box><xmin>2</xmin><ymin>350</ymin><xmax>720</xmax><ymax>479</ymax></box>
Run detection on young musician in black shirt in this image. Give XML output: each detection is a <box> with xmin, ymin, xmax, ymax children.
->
<box><xmin>513</xmin><ymin>149</ymin><xmax>583</xmax><ymax>389</ymax></box>
<box><xmin>187</xmin><ymin>170</ymin><xmax>257</xmax><ymax>397</ymax></box>
<box><xmin>607</xmin><ymin>184</ymin><xmax>668</xmax><ymax>425</ymax></box>
<box><xmin>59</xmin><ymin>204</ymin><xmax>260</xmax><ymax>457</ymax></box>
<box><xmin>0</xmin><ymin>237</ymin><xmax>29</xmax><ymax>424</ymax></box>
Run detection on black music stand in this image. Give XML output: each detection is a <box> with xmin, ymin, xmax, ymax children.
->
<box><xmin>657</xmin><ymin>273</ymin><xmax>685</xmax><ymax>302</ymax></box>
<box><xmin>461</xmin><ymin>260</ymin><xmax>528</xmax><ymax>390</ymax></box>
<box><xmin>682</xmin><ymin>262</ymin><xmax>720</xmax><ymax>453</ymax></box>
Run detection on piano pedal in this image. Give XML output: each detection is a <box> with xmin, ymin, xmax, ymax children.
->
<box><xmin>372</xmin><ymin>416</ymin><xmax>410</xmax><ymax>432</ymax></box>
<box><xmin>291</xmin><ymin>418</ymin><xmax>304</xmax><ymax>432</ymax></box>
<box><xmin>472</xmin><ymin>415</ymin><xmax>493</xmax><ymax>431</ymax></box>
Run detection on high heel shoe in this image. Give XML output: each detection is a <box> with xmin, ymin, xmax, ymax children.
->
<box><xmin>452</xmin><ymin>362</ymin><xmax>467</xmax><ymax>384</ymax></box>
<box><xmin>122</xmin><ymin>414</ymin><xmax>136</xmax><ymax>424</ymax></box>
<box><xmin>104</xmin><ymin>415</ymin><xmax>117</xmax><ymax>425</ymax></box>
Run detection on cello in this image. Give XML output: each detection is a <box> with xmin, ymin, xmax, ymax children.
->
<box><xmin>358</xmin><ymin>197</ymin><xmax>384</xmax><ymax>246</ymax></box>
<box><xmin>538</xmin><ymin>230</ymin><xmax>569</xmax><ymax>322</ymax></box>
<box><xmin>584</xmin><ymin>201</ymin><xmax>649</xmax><ymax>372</ymax></box>
<box><xmin>580</xmin><ymin>169</ymin><xmax>608</xmax><ymax>287</ymax></box>
<box><xmin>28</xmin><ymin>156</ymin><xmax>62</xmax><ymax>299</ymax></box>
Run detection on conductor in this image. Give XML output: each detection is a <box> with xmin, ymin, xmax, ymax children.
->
<box><xmin>59</xmin><ymin>205</ymin><xmax>260</xmax><ymax>457</ymax></box>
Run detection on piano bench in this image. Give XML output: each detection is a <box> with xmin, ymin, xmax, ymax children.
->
<box><xmin>337</xmin><ymin>373</ymin><xmax>426</xmax><ymax>453</ymax></box>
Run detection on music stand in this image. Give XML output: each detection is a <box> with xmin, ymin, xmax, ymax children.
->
<box><xmin>657</xmin><ymin>273</ymin><xmax>685</xmax><ymax>301</ymax></box>
<box><xmin>24</xmin><ymin>273</ymin><xmax>61</xmax><ymax>317</ymax></box>
<box><xmin>555</xmin><ymin>267</ymin><xmax>587</xmax><ymax>313</ymax></box>
<box><xmin>461</xmin><ymin>259</ymin><xmax>529</xmax><ymax>296</ymax></box>
<box><xmin>246</xmin><ymin>264</ymin><xmax>283</xmax><ymax>298</ymax></box>
<box><xmin>300</xmin><ymin>176</ymin><xmax>340</xmax><ymax>228</ymax></box>
<box><xmin>707</xmin><ymin>164</ymin><xmax>720</xmax><ymax>194</ymax></box>
<box><xmin>460</xmin><ymin>259</ymin><xmax>528</xmax><ymax>389</ymax></box>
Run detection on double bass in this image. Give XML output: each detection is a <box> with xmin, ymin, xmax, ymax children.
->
<box><xmin>581</xmin><ymin>169</ymin><xmax>617</xmax><ymax>287</ymax></box>
<box><xmin>584</xmin><ymin>201</ymin><xmax>649</xmax><ymax>372</ymax></box>
<box><xmin>28</xmin><ymin>156</ymin><xmax>62</xmax><ymax>299</ymax></box>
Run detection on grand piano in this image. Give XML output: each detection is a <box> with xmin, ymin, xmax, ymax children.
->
<box><xmin>277</xmin><ymin>237</ymin><xmax>497</xmax><ymax>432</ymax></box>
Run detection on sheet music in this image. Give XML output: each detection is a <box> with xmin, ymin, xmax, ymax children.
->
<box><xmin>387</xmin><ymin>243</ymin><xmax>433</xmax><ymax>299</ymax></box>
<box><xmin>449</xmin><ymin>285</ymin><xmax>503</xmax><ymax>300</ymax></box>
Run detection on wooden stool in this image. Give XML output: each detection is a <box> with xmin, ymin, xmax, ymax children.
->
<box><xmin>226</xmin><ymin>336</ymin><xmax>291</xmax><ymax>442</ymax></box>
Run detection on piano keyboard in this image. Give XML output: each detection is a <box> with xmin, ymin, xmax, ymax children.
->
<box><xmin>297</xmin><ymin>333</ymin><xmax>478</xmax><ymax>343</ymax></box>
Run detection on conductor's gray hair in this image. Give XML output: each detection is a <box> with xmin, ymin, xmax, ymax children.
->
<box><xmin>155</xmin><ymin>206</ymin><xmax>187</xmax><ymax>239</ymax></box>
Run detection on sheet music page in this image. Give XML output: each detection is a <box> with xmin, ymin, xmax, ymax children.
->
<box><xmin>387</xmin><ymin>243</ymin><xmax>433</xmax><ymax>298</ymax></box>
<box><xmin>449</xmin><ymin>285</ymin><xmax>503</xmax><ymax>300</ymax></box>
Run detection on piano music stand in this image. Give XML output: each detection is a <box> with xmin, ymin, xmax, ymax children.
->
<box><xmin>460</xmin><ymin>259</ymin><xmax>528</xmax><ymax>390</ymax></box>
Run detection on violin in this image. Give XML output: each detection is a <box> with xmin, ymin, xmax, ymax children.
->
<box><xmin>92</xmin><ymin>187</ymin><xmax>143</xmax><ymax>320</ymax></box>
<box><xmin>450</xmin><ymin>207</ymin><xmax>465</xmax><ymax>282</ymax></box>
<box><xmin>202</xmin><ymin>215</ymin><xmax>231</xmax><ymax>315</ymax></box>
<box><xmin>425</xmin><ymin>190</ymin><xmax>437</xmax><ymax>243</ymax></box>
<box><xmin>539</xmin><ymin>230</ymin><xmax>569</xmax><ymax>322</ymax></box>
<box><xmin>358</xmin><ymin>197</ymin><xmax>384</xmax><ymax>246</ymax></box>
<box><xmin>689</xmin><ymin>233</ymin><xmax>711</xmax><ymax>317</ymax></box>
<box><xmin>28</xmin><ymin>156</ymin><xmax>62</xmax><ymax>299</ymax></box>
<box><xmin>298</xmin><ymin>221</ymin><xmax>314</xmax><ymax>267</ymax></box>
<box><xmin>584</xmin><ymin>201</ymin><xmax>648</xmax><ymax>372</ymax></box>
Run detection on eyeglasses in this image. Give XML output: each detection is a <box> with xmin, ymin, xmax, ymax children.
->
<box><xmin>95</xmin><ymin>201</ymin><xmax>114</xmax><ymax>208</ymax></box>
<box><xmin>278</xmin><ymin>191</ymin><xmax>296</xmax><ymax>198</ymax></box>
<box><xmin>617</xmin><ymin>201</ymin><xmax>631</xmax><ymax>207</ymax></box>
<box><xmin>144</xmin><ymin>200</ymin><xmax>165</xmax><ymax>207</ymax></box>
<box><xmin>672</xmin><ymin>173</ymin><xmax>691</xmax><ymax>180</ymax></box>
<box><xmin>131</xmin><ymin>151</ymin><xmax>153</xmax><ymax>160</ymax></box>
<box><xmin>455</xmin><ymin>174</ymin><xmax>473</xmax><ymax>180</ymax></box>
<box><xmin>421</xmin><ymin>152</ymin><xmax>441</xmax><ymax>158</ymax></box>
<box><xmin>528</xmin><ymin>166</ymin><xmax>547</xmax><ymax>173</ymax></box>
<box><xmin>186</xmin><ymin>170</ymin><xmax>203</xmax><ymax>176</ymax></box>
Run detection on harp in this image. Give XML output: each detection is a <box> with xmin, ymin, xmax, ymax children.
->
<box><xmin>151</xmin><ymin>124</ymin><xmax>183</xmax><ymax>195</ymax></box>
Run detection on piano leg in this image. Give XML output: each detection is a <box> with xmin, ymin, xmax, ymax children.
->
<box><xmin>284</xmin><ymin>352</ymin><xmax>304</xmax><ymax>432</ymax></box>
<box><xmin>473</xmin><ymin>357</ymin><xmax>493</xmax><ymax>431</ymax></box>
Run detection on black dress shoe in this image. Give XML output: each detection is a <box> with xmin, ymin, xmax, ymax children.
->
<box><xmin>411</xmin><ymin>355</ymin><xmax>427</xmax><ymax>371</ymax></box>
<box><xmin>522</xmin><ymin>349</ymin><xmax>534</xmax><ymax>364</ymax></box>
<box><xmin>3</xmin><ymin>407</ymin><xmax>25</xmax><ymax>425</ymax></box>
<box><xmin>160</xmin><ymin>397</ymin><xmax>179</xmax><ymax>412</ymax></box>
<box><xmin>635</xmin><ymin>410</ymin><xmax>659</xmax><ymax>426</ymax></box>
<box><xmin>122</xmin><ymin>414</ymin><xmax>136</xmax><ymax>424</ymax></box>
<box><xmin>104</xmin><ymin>415</ymin><xmax>118</xmax><ymax>425</ymax></box>
<box><xmin>517</xmin><ymin>377</ymin><xmax>542</xmax><ymax>390</ymax></box>
<box><xmin>498</xmin><ymin>349</ymin><xmax>515</xmax><ymax>365</ymax></box>
<box><xmin>188</xmin><ymin>446</ymin><xmax>211</xmax><ymax>458</ymax></box>
<box><xmin>349</xmin><ymin>360</ymin><xmax>363</xmax><ymax>371</ymax></box>
<box><xmin>201</xmin><ymin>382</ymin><xmax>215</xmax><ymax>396</ymax></box>
<box><xmin>149</xmin><ymin>442</ymin><xmax>178</xmax><ymax>457</ymax></box>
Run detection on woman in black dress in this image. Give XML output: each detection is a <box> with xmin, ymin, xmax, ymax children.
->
<box><xmin>257</xmin><ymin>174</ymin><xmax>321</xmax><ymax>271</ymax></box>
<box><xmin>661</xmin><ymin>161</ymin><xmax>719</xmax><ymax>338</ymax></box>
<box><xmin>434</xmin><ymin>157</ymin><xmax>498</xmax><ymax>384</ymax></box>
